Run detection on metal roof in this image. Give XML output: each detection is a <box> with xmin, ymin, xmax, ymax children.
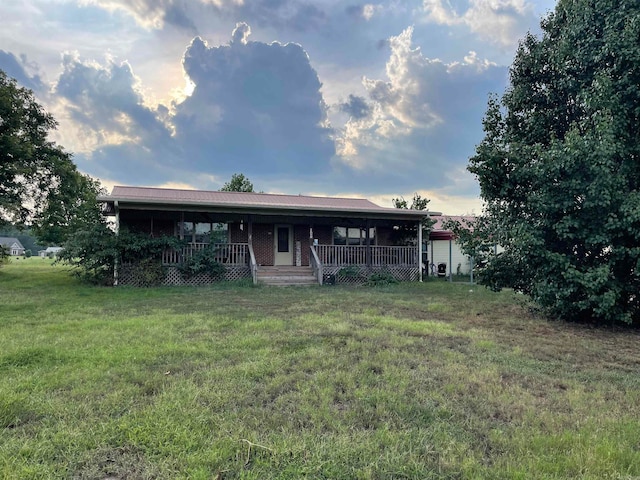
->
<box><xmin>430</xmin><ymin>215</ymin><xmax>476</xmax><ymax>240</ymax></box>
<box><xmin>99</xmin><ymin>186</ymin><xmax>437</xmax><ymax>220</ymax></box>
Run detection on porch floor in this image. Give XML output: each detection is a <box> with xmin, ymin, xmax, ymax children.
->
<box><xmin>257</xmin><ymin>266</ymin><xmax>317</xmax><ymax>286</ymax></box>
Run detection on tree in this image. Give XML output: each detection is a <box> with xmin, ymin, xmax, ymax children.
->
<box><xmin>220</xmin><ymin>173</ymin><xmax>254</xmax><ymax>192</ymax></box>
<box><xmin>0</xmin><ymin>70</ymin><xmax>102</xmax><ymax>244</ymax></box>
<box><xmin>391</xmin><ymin>193</ymin><xmax>435</xmax><ymax>245</ymax></box>
<box><xmin>468</xmin><ymin>1</ymin><xmax>640</xmax><ymax>325</ymax></box>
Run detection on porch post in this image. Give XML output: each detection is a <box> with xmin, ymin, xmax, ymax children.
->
<box><xmin>417</xmin><ymin>220</ymin><xmax>422</xmax><ymax>282</ymax></box>
<box><xmin>114</xmin><ymin>200</ymin><xmax>120</xmax><ymax>287</ymax></box>
<box><xmin>365</xmin><ymin>219</ymin><xmax>371</xmax><ymax>267</ymax></box>
<box><xmin>449</xmin><ymin>238</ymin><xmax>453</xmax><ymax>281</ymax></box>
<box><xmin>248</xmin><ymin>215</ymin><xmax>253</xmax><ymax>246</ymax></box>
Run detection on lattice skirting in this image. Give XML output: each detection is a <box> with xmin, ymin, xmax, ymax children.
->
<box><xmin>118</xmin><ymin>264</ymin><xmax>251</xmax><ymax>287</ymax></box>
<box><xmin>322</xmin><ymin>265</ymin><xmax>419</xmax><ymax>285</ymax></box>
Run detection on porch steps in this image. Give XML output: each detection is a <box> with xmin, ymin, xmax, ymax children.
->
<box><xmin>257</xmin><ymin>266</ymin><xmax>318</xmax><ymax>286</ymax></box>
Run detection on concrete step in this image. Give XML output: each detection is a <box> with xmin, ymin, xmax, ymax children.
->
<box><xmin>257</xmin><ymin>266</ymin><xmax>318</xmax><ymax>286</ymax></box>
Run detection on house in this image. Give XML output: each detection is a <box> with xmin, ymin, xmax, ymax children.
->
<box><xmin>99</xmin><ymin>186</ymin><xmax>439</xmax><ymax>286</ymax></box>
<box><xmin>0</xmin><ymin>237</ymin><xmax>25</xmax><ymax>256</ymax></box>
<box><xmin>38</xmin><ymin>246</ymin><xmax>64</xmax><ymax>258</ymax></box>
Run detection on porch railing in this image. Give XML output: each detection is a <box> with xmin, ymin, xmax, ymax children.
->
<box><xmin>162</xmin><ymin>242</ymin><xmax>249</xmax><ymax>266</ymax></box>
<box><xmin>316</xmin><ymin>245</ymin><xmax>417</xmax><ymax>266</ymax></box>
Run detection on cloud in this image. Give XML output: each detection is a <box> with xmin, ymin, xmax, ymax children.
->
<box><xmin>339</xmin><ymin>94</ymin><xmax>371</xmax><ymax>119</ymax></box>
<box><xmin>78</xmin><ymin>0</ymin><xmax>200</xmax><ymax>31</ymax></box>
<box><xmin>174</xmin><ymin>23</ymin><xmax>334</xmax><ymax>177</ymax></box>
<box><xmin>51</xmin><ymin>24</ymin><xmax>334</xmax><ymax>188</ymax></box>
<box><xmin>334</xmin><ymin>26</ymin><xmax>507</xmax><ymax>195</ymax></box>
<box><xmin>0</xmin><ymin>51</ymin><xmax>45</xmax><ymax>92</ymax></box>
<box><xmin>54</xmin><ymin>52</ymin><xmax>173</xmax><ymax>154</ymax></box>
<box><xmin>422</xmin><ymin>0</ymin><xmax>537</xmax><ymax>47</ymax></box>
<box><xmin>81</xmin><ymin>0</ymin><xmax>326</xmax><ymax>33</ymax></box>
<box><xmin>345</xmin><ymin>4</ymin><xmax>382</xmax><ymax>21</ymax></box>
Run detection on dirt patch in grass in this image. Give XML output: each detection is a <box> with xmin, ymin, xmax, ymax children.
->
<box><xmin>72</xmin><ymin>445</ymin><xmax>165</xmax><ymax>480</ymax></box>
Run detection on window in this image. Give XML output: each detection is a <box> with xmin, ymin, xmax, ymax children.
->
<box><xmin>195</xmin><ymin>222</ymin><xmax>211</xmax><ymax>243</ymax></box>
<box><xmin>210</xmin><ymin>223</ymin><xmax>228</xmax><ymax>244</ymax></box>
<box><xmin>333</xmin><ymin>226</ymin><xmax>375</xmax><ymax>246</ymax></box>
<box><xmin>179</xmin><ymin>221</ymin><xmax>228</xmax><ymax>243</ymax></box>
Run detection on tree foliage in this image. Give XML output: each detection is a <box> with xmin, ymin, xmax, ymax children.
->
<box><xmin>220</xmin><ymin>173</ymin><xmax>254</xmax><ymax>192</ymax></box>
<box><xmin>391</xmin><ymin>193</ymin><xmax>435</xmax><ymax>245</ymax></box>
<box><xmin>0</xmin><ymin>70</ymin><xmax>101</xmax><ymax>244</ymax></box>
<box><xmin>58</xmin><ymin>226</ymin><xmax>184</xmax><ymax>285</ymax></box>
<box><xmin>0</xmin><ymin>245</ymin><xmax>8</xmax><ymax>267</ymax></box>
<box><xmin>468</xmin><ymin>1</ymin><xmax>640</xmax><ymax>325</ymax></box>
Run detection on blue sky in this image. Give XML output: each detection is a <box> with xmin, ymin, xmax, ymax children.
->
<box><xmin>1</xmin><ymin>0</ymin><xmax>557</xmax><ymax>214</ymax></box>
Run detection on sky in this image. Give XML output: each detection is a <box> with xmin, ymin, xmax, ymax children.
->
<box><xmin>1</xmin><ymin>0</ymin><xmax>557</xmax><ymax>214</ymax></box>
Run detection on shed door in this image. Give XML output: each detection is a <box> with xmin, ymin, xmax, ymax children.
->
<box><xmin>274</xmin><ymin>225</ymin><xmax>293</xmax><ymax>265</ymax></box>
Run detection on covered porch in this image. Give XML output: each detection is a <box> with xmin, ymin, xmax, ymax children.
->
<box><xmin>102</xmin><ymin>186</ymin><xmax>434</xmax><ymax>286</ymax></box>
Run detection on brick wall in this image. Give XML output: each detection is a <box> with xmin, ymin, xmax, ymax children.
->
<box><xmin>294</xmin><ymin>225</ymin><xmax>310</xmax><ymax>266</ymax></box>
<box><xmin>252</xmin><ymin>223</ymin><xmax>274</xmax><ymax>266</ymax></box>
<box><xmin>229</xmin><ymin>223</ymin><xmax>248</xmax><ymax>243</ymax></box>
<box><xmin>313</xmin><ymin>225</ymin><xmax>333</xmax><ymax>245</ymax></box>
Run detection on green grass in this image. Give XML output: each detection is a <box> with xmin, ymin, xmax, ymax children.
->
<box><xmin>1</xmin><ymin>258</ymin><xmax>640</xmax><ymax>479</ymax></box>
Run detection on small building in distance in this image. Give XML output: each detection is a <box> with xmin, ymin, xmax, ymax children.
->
<box><xmin>0</xmin><ymin>237</ymin><xmax>26</xmax><ymax>256</ymax></box>
<box><xmin>38</xmin><ymin>246</ymin><xmax>64</xmax><ymax>258</ymax></box>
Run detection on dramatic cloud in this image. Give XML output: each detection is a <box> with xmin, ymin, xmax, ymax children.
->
<box><xmin>334</xmin><ymin>26</ymin><xmax>507</xmax><ymax>195</ymax></box>
<box><xmin>2</xmin><ymin>0</ymin><xmax>548</xmax><ymax>212</ymax></box>
<box><xmin>55</xmin><ymin>53</ymin><xmax>172</xmax><ymax>151</ymax></box>
<box><xmin>174</xmin><ymin>23</ymin><xmax>334</xmax><ymax>178</ymax></box>
<box><xmin>50</xmin><ymin>24</ymin><xmax>333</xmax><ymax>187</ymax></box>
<box><xmin>422</xmin><ymin>0</ymin><xmax>538</xmax><ymax>47</ymax></box>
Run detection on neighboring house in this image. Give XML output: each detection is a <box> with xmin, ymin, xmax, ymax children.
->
<box><xmin>0</xmin><ymin>237</ymin><xmax>26</xmax><ymax>256</ymax></box>
<box><xmin>427</xmin><ymin>216</ymin><xmax>476</xmax><ymax>277</ymax></box>
<box><xmin>99</xmin><ymin>186</ymin><xmax>439</xmax><ymax>286</ymax></box>
<box><xmin>39</xmin><ymin>247</ymin><xmax>64</xmax><ymax>258</ymax></box>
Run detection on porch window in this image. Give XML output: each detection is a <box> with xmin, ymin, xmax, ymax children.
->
<box><xmin>333</xmin><ymin>227</ymin><xmax>375</xmax><ymax>246</ymax></box>
<box><xmin>179</xmin><ymin>222</ymin><xmax>228</xmax><ymax>243</ymax></box>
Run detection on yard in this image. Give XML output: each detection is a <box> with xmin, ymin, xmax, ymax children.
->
<box><xmin>1</xmin><ymin>258</ymin><xmax>639</xmax><ymax>479</ymax></box>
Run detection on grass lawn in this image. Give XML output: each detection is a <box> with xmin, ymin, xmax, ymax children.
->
<box><xmin>1</xmin><ymin>258</ymin><xmax>640</xmax><ymax>479</ymax></box>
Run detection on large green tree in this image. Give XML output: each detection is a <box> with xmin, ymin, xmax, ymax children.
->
<box><xmin>0</xmin><ymin>70</ymin><xmax>101</xmax><ymax>244</ymax></box>
<box><xmin>468</xmin><ymin>1</ymin><xmax>640</xmax><ymax>325</ymax></box>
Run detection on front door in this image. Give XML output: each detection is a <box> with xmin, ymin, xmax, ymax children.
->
<box><xmin>274</xmin><ymin>225</ymin><xmax>293</xmax><ymax>265</ymax></box>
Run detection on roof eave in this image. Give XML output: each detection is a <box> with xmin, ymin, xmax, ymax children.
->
<box><xmin>98</xmin><ymin>196</ymin><xmax>436</xmax><ymax>220</ymax></box>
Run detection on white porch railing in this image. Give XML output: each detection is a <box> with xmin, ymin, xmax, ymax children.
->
<box><xmin>162</xmin><ymin>242</ymin><xmax>249</xmax><ymax>266</ymax></box>
<box><xmin>315</xmin><ymin>245</ymin><xmax>417</xmax><ymax>266</ymax></box>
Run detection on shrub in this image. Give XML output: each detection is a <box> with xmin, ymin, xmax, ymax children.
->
<box><xmin>129</xmin><ymin>258</ymin><xmax>166</xmax><ymax>287</ymax></box>
<box><xmin>365</xmin><ymin>271</ymin><xmax>399</xmax><ymax>287</ymax></box>
<box><xmin>177</xmin><ymin>247</ymin><xmax>226</xmax><ymax>279</ymax></box>
<box><xmin>59</xmin><ymin>224</ymin><xmax>183</xmax><ymax>285</ymax></box>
